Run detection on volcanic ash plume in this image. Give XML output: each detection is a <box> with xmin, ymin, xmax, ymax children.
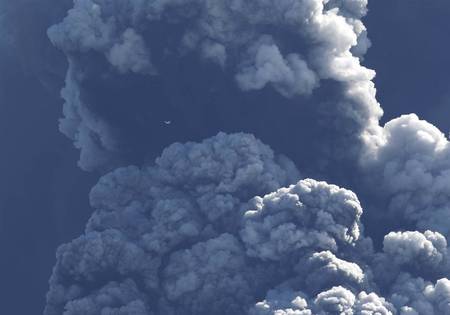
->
<box><xmin>48</xmin><ymin>0</ymin><xmax>381</xmax><ymax>173</ymax></box>
<box><xmin>45</xmin><ymin>133</ymin><xmax>450</xmax><ymax>314</ymax></box>
<box><xmin>43</xmin><ymin>0</ymin><xmax>450</xmax><ymax>314</ymax></box>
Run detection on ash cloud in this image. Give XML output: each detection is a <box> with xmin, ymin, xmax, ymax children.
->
<box><xmin>38</xmin><ymin>0</ymin><xmax>450</xmax><ymax>314</ymax></box>
<box><xmin>358</xmin><ymin>114</ymin><xmax>450</xmax><ymax>239</ymax></box>
<box><xmin>240</xmin><ymin>179</ymin><xmax>363</xmax><ymax>262</ymax></box>
<box><xmin>48</xmin><ymin>0</ymin><xmax>380</xmax><ymax>174</ymax></box>
<box><xmin>44</xmin><ymin>133</ymin><xmax>450</xmax><ymax>315</ymax></box>
<box><xmin>45</xmin><ymin>133</ymin><xmax>299</xmax><ymax>315</ymax></box>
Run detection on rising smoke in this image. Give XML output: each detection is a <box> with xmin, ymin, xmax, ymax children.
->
<box><xmin>33</xmin><ymin>0</ymin><xmax>450</xmax><ymax>314</ymax></box>
<box><xmin>45</xmin><ymin>0</ymin><xmax>380</xmax><ymax>175</ymax></box>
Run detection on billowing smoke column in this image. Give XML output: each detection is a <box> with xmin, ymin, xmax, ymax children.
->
<box><xmin>44</xmin><ymin>0</ymin><xmax>450</xmax><ymax>314</ymax></box>
<box><xmin>45</xmin><ymin>132</ymin><xmax>450</xmax><ymax>315</ymax></box>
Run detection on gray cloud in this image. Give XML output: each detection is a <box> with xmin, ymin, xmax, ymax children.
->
<box><xmin>250</xmin><ymin>286</ymin><xmax>395</xmax><ymax>315</ymax></box>
<box><xmin>44</xmin><ymin>128</ymin><xmax>450</xmax><ymax>314</ymax></box>
<box><xmin>48</xmin><ymin>0</ymin><xmax>381</xmax><ymax>172</ymax></box>
<box><xmin>240</xmin><ymin>179</ymin><xmax>363</xmax><ymax>262</ymax></box>
<box><xmin>296</xmin><ymin>250</ymin><xmax>369</xmax><ymax>294</ymax></box>
<box><xmin>383</xmin><ymin>231</ymin><xmax>448</xmax><ymax>271</ymax></box>
<box><xmin>389</xmin><ymin>274</ymin><xmax>450</xmax><ymax>314</ymax></box>
<box><xmin>107</xmin><ymin>28</ymin><xmax>155</xmax><ymax>75</ymax></box>
<box><xmin>235</xmin><ymin>36</ymin><xmax>318</xmax><ymax>97</ymax></box>
<box><xmin>359</xmin><ymin>114</ymin><xmax>450</xmax><ymax>238</ymax></box>
<box><xmin>161</xmin><ymin>234</ymin><xmax>254</xmax><ymax>315</ymax></box>
<box><xmin>61</xmin><ymin>280</ymin><xmax>152</xmax><ymax>315</ymax></box>
<box><xmin>39</xmin><ymin>0</ymin><xmax>450</xmax><ymax>314</ymax></box>
<box><xmin>45</xmin><ymin>133</ymin><xmax>300</xmax><ymax>315</ymax></box>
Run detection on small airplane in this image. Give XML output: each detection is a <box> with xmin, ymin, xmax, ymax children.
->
<box><xmin>164</xmin><ymin>120</ymin><xmax>172</xmax><ymax>125</ymax></box>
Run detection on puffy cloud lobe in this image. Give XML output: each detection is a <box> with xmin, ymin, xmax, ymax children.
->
<box><xmin>353</xmin><ymin>291</ymin><xmax>395</xmax><ymax>315</ymax></box>
<box><xmin>390</xmin><ymin>274</ymin><xmax>450</xmax><ymax>315</ymax></box>
<box><xmin>85</xmin><ymin>132</ymin><xmax>300</xmax><ymax>256</ymax></box>
<box><xmin>235</xmin><ymin>36</ymin><xmax>319</xmax><ymax>97</ymax></box>
<box><xmin>48</xmin><ymin>1</ymin><xmax>153</xmax><ymax>75</ymax></box>
<box><xmin>296</xmin><ymin>251</ymin><xmax>367</xmax><ymax>294</ymax></box>
<box><xmin>149</xmin><ymin>132</ymin><xmax>300</xmax><ymax>228</ymax></box>
<box><xmin>162</xmin><ymin>234</ymin><xmax>254</xmax><ymax>315</ymax></box>
<box><xmin>89</xmin><ymin>165</ymin><xmax>154</xmax><ymax>214</ymax></box>
<box><xmin>360</xmin><ymin>114</ymin><xmax>450</xmax><ymax>237</ymax></box>
<box><xmin>48</xmin><ymin>0</ymin><xmax>113</xmax><ymax>52</ymax></box>
<box><xmin>325</xmin><ymin>0</ymin><xmax>368</xmax><ymax>18</ymax></box>
<box><xmin>250</xmin><ymin>286</ymin><xmax>395</xmax><ymax>315</ymax></box>
<box><xmin>44</xmin><ymin>229</ymin><xmax>159</xmax><ymax>315</ymax></box>
<box><xmin>314</xmin><ymin>286</ymin><xmax>356</xmax><ymax>313</ymax></box>
<box><xmin>249</xmin><ymin>288</ymin><xmax>314</xmax><ymax>315</ymax></box>
<box><xmin>87</xmin><ymin>131</ymin><xmax>300</xmax><ymax>245</ymax></box>
<box><xmin>52</xmin><ymin>229</ymin><xmax>158</xmax><ymax>286</ymax></box>
<box><xmin>107</xmin><ymin>28</ymin><xmax>155</xmax><ymax>75</ymax></box>
<box><xmin>200</xmin><ymin>40</ymin><xmax>227</xmax><ymax>68</ymax></box>
<box><xmin>62</xmin><ymin>280</ymin><xmax>152</xmax><ymax>315</ymax></box>
<box><xmin>240</xmin><ymin>179</ymin><xmax>362</xmax><ymax>261</ymax></box>
<box><xmin>383</xmin><ymin>231</ymin><xmax>448</xmax><ymax>272</ymax></box>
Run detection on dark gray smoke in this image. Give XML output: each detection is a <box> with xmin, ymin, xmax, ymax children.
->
<box><xmin>45</xmin><ymin>132</ymin><xmax>299</xmax><ymax>314</ymax></box>
<box><xmin>44</xmin><ymin>132</ymin><xmax>450</xmax><ymax>315</ymax></box>
<box><xmin>46</xmin><ymin>0</ymin><xmax>381</xmax><ymax>176</ymax></box>
<box><xmin>40</xmin><ymin>0</ymin><xmax>450</xmax><ymax>314</ymax></box>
